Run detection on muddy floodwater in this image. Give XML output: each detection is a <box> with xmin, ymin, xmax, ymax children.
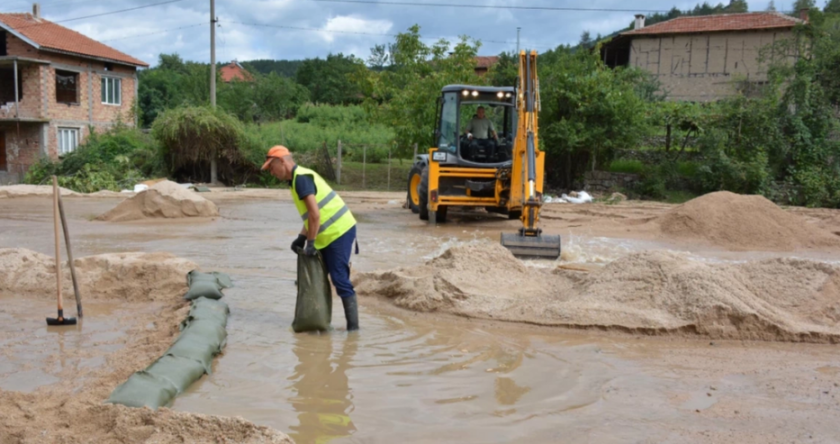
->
<box><xmin>2</xmin><ymin>193</ymin><xmax>839</xmax><ymax>443</ymax></box>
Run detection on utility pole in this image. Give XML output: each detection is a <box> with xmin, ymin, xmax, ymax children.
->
<box><xmin>516</xmin><ymin>27</ymin><xmax>521</xmax><ymax>54</ymax></box>
<box><xmin>209</xmin><ymin>0</ymin><xmax>218</xmax><ymax>184</ymax></box>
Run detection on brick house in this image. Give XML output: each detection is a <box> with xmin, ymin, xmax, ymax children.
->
<box><xmin>0</xmin><ymin>6</ymin><xmax>148</xmax><ymax>184</ymax></box>
<box><xmin>474</xmin><ymin>56</ymin><xmax>498</xmax><ymax>76</ymax></box>
<box><xmin>601</xmin><ymin>11</ymin><xmax>804</xmax><ymax>101</ymax></box>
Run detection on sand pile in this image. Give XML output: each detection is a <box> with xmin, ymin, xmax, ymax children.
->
<box><xmin>96</xmin><ymin>180</ymin><xmax>218</xmax><ymax>222</ymax></box>
<box><xmin>0</xmin><ymin>184</ymin><xmax>79</xmax><ymax>199</ymax></box>
<box><xmin>354</xmin><ymin>243</ymin><xmax>840</xmax><ymax>342</ymax></box>
<box><xmin>653</xmin><ymin>191</ymin><xmax>840</xmax><ymax>251</ymax></box>
<box><xmin>0</xmin><ymin>248</ymin><xmax>196</xmax><ymax>302</ymax></box>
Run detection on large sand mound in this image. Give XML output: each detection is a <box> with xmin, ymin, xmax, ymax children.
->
<box><xmin>0</xmin><ymin>184</ymin><xmax>79</xmax><ymax>199</ymax></box>
<box><xmin>0</xmin><ymin>248</ymin><xmax>196</xmax><ymax>302</ymax></box>
<box><xmin>96</xmin><ymin>180</ymin><xmax>218</xmax><ymax>222</ymax></box>
<box><xmin>354</xmin><ymin>243</ymin><xmax>840</xmax><ymax>342</ymax></box>
<box><xmin>654</xmin><ymin>191</ymin><xmax>840</xmax><ymax>251</ymax></box>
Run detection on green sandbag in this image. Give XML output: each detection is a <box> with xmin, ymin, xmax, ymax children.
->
<box><xmin>166</xmin><ymin>330</ymin><xmax>221</xmax><ymax>372</ymax></box>
<box><xmin>180</xmin><ymin>318</ymin><xmax>228</xmax><ymax>350</ymax></box>
<box><xmin>183</xmin><ymin>271</ymin><xmax>232</xmax><ymax>301</ymax></box>
<box><xmin>106</xmin><ymin>371</ymin><xmax>178</xmax><ymax>409</ymax></box>
<box><xmin>292</xmin><ymin>253</ymin><xmax>332</xmax><ymax>333</ymax></box>
<box><xmin>187</xmin><ymin>298</ymin><xmax>230</xmax><ymax>325</ymax></box>
<box><xmin>145</xmin><ymin>355</ymin><xmax>207</xmax><ymax>394</ymax></box>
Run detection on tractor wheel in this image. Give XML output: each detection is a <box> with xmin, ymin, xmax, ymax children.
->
<box><xmin>406</xmin><ymin>165</ymin><xmax>423</xmax><ymax>214</ymax></box>
<box><xmin>418</xmin><ymin>166</ymin><xmax>429</xmax><ymax>221</ymax></box>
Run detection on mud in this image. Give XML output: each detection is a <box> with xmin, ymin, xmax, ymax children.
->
<box><xmin>2</xmin><ymin>192</ymin><xmax>840</xmax><ymax>443</ymax></box>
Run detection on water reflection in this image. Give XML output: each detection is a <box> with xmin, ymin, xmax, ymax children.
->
<box><xmin>288</xmin><ymin>332</ymin><xmax>358</xmax><ymax>444</ymax></box>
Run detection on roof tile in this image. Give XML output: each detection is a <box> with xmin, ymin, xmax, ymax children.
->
<box><xmin>623</xmin><ymin>12</ymin><xmax>801</xmax><ymax>36</ymax></box>
<box><xmin>0</xmin><ymin>13</ymin><xmax>148</xmax><ymax>67</ymax></box>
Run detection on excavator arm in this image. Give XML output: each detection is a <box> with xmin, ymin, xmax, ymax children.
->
<box><xmin>499</xmin><ymin>50</ymin><xmax>562</xmax><ymax>259</ymax></box>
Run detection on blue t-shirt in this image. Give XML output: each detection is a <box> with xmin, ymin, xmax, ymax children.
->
<box><xmin>289</xmin><ymin>165</ymin><xmax>317</xmax><ymax>199</ymax></box>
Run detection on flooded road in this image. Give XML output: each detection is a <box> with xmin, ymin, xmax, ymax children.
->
<box><xmin>2</xmin><ymin>194</ymin><xmax>839</xmax><ymax>443</ymax></box>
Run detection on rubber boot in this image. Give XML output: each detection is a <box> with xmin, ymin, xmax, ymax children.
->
<box><xmin>342</xmin><ymin>295</ymin><xmax>359</xmax><ymax>331</ymax></box>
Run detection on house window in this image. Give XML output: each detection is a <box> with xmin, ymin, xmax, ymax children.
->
<box><xmin>101</xmin><ymin>77</ymin><xmax>121</xmax><ymax>105</ymax></box>
<box><xmin>55</xmin><ymin>70</ymin><xmax>78</xmax><ymax>104</ymax></box>
<box><xmin>0</xmin><ymin>31</ymin><xmax>7</xmax><ymax>56</ymax></box>
<box><xmin>58</xmin><ymin>127</ymin><xmax>79</xmax><ymax>155</ymax></box>
<box><xmin>0</xmin><ymin>67</ymin><xmax>23</xmax><ymax>103</ymax></box>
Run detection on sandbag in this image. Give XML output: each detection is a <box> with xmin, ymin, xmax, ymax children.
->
<box><xmin>183</xmin><ymin>271</ymin><xmax>232</xmax><ymax>301</ymax></box>
<box><xmin>166</xmin><ymin>330</ymin><xmax>221</xmax><ymax>372</ymax></box>
<box><xmin>145</xmin><ymin>355</ymin><xmax>207</xmax><ymax>394</ymax></box>
<box><xmin>292</xmin><ymin>253</ymin><xmax>332</xmax><ymax>333</ymax></box>
<box><xmin>185</xmin><ymin>299</ymin><xmax>230</xmax><ymax>325</ymax></box>
<box><xmin>180</xmin><ymin>318</ymin><xmax>228</xmax><ymax>350</ymax></box>
<box><xmin>106</xmin><ymin>371</ymin><xmax>178</xmax><ymax>409</ymax></box>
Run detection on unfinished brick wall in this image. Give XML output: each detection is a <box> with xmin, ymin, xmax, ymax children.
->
<box><xmin>629</xmin><ymin>30</ymin><xmax>796</xmax><ymax>101</ymax></box>
<box><xmin>0</xmin><ymin>122</ymin><xmax>44</xmax><ymax>183</ymax></box>
<box><xmin>0</xmin><ymin>63</ymin><xmax>43</xmax><ymax>120</ymax></box>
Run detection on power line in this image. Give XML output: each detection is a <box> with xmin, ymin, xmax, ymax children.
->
<box><xmin>229</xmin><ymin>21</ymin><xmax>554</xmax><ymax>49</ymax></box>
<box><xmin>100</xmin><ymin>22</ymin><xmax>205</xmax><ymax>42</ymax></box>
<box><xmin>13</xmin><ymin>0</ymin><xmax>190</xmax><ymax>30</ymax></box>
<box><xmin>309</xmin><ymin>0</ymin><xmax>670</xmax><ymax>13</ymax></box>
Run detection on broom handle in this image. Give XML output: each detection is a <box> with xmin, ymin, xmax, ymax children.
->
<box><xmin>52</xmin><ymin>176</ymin><xmax>64</xmax><ymax>318</ymax></box>
<box><xmin>58</xmin><ymin>194</ymin><xmax>82</xmax><ymax>317</ymax></box>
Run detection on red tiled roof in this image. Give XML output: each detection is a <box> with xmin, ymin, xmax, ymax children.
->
<box><xmin>220</xmin><ymin>62</ymin><xmax>254</xmax><ymax>82</ymax></box>
<box><xmin>0</xmin><ymin>13</ymin><xmax>148</xmax><ymax>67</ymax></box>
<box><xmin>475</xmin><ymin>56</ymin><xmax>498</xmax><ymax>69</ymax></box>
<box><xmin>623</xmin><ymin>12</ymin><xmax>801</xmax><ymax>36</ymax></box>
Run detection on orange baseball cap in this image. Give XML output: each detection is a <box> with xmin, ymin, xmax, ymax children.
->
<box><xmin>261</xmin><ymin>145</ymin><xmax>291</xmax><ymax>170</ymax></box>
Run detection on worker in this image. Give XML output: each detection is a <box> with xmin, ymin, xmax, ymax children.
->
<box><xmin>465</xmin><ymin>106</ymin><xmax>498</xmax><ymax>141</ymax></box>
<box><xmin>261</xmin><ymin>146</ymin><xmax>359</xmax><ymax>331</ymax></box>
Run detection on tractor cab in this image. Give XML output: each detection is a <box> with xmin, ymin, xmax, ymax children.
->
<box><xmin>434</xmin><ymin>85</ymin><xmax>517</xmax><ymax>167</ymax></box>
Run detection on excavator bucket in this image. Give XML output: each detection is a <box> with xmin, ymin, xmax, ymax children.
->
<box><xmin>500</xmin><ymin>232</ymin><xmax>561</xmax><ymax>259</ymax></box>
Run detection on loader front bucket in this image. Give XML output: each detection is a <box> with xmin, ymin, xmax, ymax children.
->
<box><xmin>500</xmin><ymin>232</ymin><xmax>561</xmax><ymax>259</ymax></box>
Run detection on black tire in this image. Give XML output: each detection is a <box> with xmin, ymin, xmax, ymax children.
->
<box><xmin>435</xmin><ymin>205</ymin><xmax>448</xmax><ymax>223</ymax></box>
<box><xmin>419</xmin><ymin>166</ymin><xmax>429</xmax><ymax>221</ymax></box>
<box><xmin>406</xmin><ymin>165</ymin><xmax>423</xmax><ymax>214</ymax></box>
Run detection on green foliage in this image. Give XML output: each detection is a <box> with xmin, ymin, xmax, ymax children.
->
<box><xmin>242</xmin><ymin>59</ymin><xmax>303</xmax><ymax>77</ymax></box>
<box><xmin>139</xmin><ymin>54</ymin><xmax>309</xmax><ymax>126</ymax></box>
<box><xmin>607</xmin><ymin>159</ymin><xmax>645</xmax><ymax>174</ymax></box>
<box><xmin>826</xmin><ymin>0</ymin><xmax>840</xmax><ymax>13</ymax></box>
<box><xmin>358</xmin><ymin>25</ymin><xmax>485</xmax><ymax>155</ymax></box>
<box><xmin>295</xmin><ymin>54</ymin><xmax>366</xmax><ymax>105</ymax></box>
<box><xmin>24</xmin><ymin>126</ymin><xmax>159</xmax><ymax>192</ymax></box>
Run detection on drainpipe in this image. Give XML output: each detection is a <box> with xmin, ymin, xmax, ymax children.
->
<box><xmin>13</xmin><ymin>59</ymin><xmax>19</xmax><ymax>119</ymax></box>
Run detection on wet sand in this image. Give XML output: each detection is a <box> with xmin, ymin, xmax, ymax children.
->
<box><xmin>1</xmin><ymin>191</ymin><xmax>839</xmax><ymax>443</ymax></box>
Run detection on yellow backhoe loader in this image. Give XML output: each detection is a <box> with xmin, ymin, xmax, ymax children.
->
<box><xmin>406</xmin><ymin>50</ymin><xmax>561</xmax><ymax>259</ymax></box>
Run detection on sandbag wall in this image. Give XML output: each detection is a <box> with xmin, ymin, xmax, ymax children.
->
<box><xmin>107</xmin><ymin>272</ymin><xmax>231</xmax><ymax>410</ymax></box>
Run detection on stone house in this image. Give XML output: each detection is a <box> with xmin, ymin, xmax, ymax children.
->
<box><xmin>601</xmin><ymin>11</ymin><xmax>805</xmax><ymax>101</ymax></box>
<box><xmin>0</xmin><ymin>6</ymin><xmax>148</xmax><ymax>184</ymax></box>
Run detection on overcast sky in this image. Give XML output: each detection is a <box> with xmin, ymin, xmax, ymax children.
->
<box><xmin>4</xmin><ymin>0</ymin><xmax>789</xmax><ymax>67</ymax></box>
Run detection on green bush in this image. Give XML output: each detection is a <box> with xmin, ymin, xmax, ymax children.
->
<box><xmin>607</xmin><ymin>159</ymin><xmax>645</xmax><ymax>174</ymax></box>
<box><xmin>24</xmin><ymin>126</ymin><xmax>160</xmax><ymax>192</ymax></box>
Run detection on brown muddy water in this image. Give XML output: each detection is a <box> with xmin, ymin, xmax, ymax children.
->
<box><xmin>1</xmin><ymin>196</ymin><xmax>839</xmax><ymax>443</ymax></box>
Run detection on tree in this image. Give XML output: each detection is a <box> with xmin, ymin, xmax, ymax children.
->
<box><xmin>725</xmin><ymin>0</ymin><xmax>749</xmax><ymax>12</ymax></box>
<box><xmin>578</xmin><ymin>31</ymin><xmax>593</xmax><ymax>48</ymax></box>
<box><xmin>295</xmin><ymin>53</ymin><xmax>366</xmax><ymax>105</ymax></box>
<box><xmin>367</xmin><ymin>44</ymin><xmax>391</xmax><ymax>71</ymax></box>
<box><xmin>792</xmin><ymin>0</ymin><xmax>816</xmax><ymax>14</ymax></box>
<box><xmin>357</xmin><ymin>25</ymin><xmax>484</xmax><ymax>152</ymax></box>
<box><xmin>767</xmin><ymin>0</ymin><xmax>777</xmax><ymax>11</ymax></box>
<box><xmin>825</xmin><ymin>0</ymin><xmax>840</xmax><ymax>13</ymax></box>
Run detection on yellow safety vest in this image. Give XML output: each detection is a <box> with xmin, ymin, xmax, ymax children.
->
<box><xmin>292</xmin><ymin>166</ymin><xmax>356</xmax><ymax>249</ymax></box>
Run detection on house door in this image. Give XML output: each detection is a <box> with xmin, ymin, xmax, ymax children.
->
<box><xmin>0</xmin><ymin>132</ymin><xmax>6</xmax><ymax>171</ymax></box>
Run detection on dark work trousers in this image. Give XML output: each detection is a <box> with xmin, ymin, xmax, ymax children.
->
<box><xmin>320</xmin><ymin>225</ymin><xmax>357</xmax><ymax>298</ymax></box>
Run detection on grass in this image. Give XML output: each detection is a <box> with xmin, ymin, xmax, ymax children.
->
<box><xmin>607</xmin><ymin>159</ymin><xmax>645</xmax><ymax>174</ymax></box>
<box><xmin>332</xmin><ymin>160</ymin><xmax>413</xmax><ymax>192</ymax></box>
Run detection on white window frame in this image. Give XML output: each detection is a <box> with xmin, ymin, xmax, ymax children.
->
<box><xmin>58</xmin><ymin>127</ymin><xmax>79</xmax><ymax>155</ymax></box>
<box><xmin>101</xmin><ymin>76</ymin><xmax>122</xmax><ymax>106</ymax></box>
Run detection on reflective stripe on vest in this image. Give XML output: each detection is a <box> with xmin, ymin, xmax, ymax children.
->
<box><xmin>292</xmin><ymin>166</ymin><xmax>356</xmax><ymax>249</ymax></box>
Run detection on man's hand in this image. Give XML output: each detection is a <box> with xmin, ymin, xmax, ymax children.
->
<box><xmin>303</xmin><ymin>240</ymin><xmax>318</xmax><ymax>256</ymax></box>
<box><xmin>291</xmin><ymin>234</ymin><xmax>306</xmax><ymax>252</ymax></box>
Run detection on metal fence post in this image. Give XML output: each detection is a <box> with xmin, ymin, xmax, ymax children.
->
<box><xmin>363</xmin><ymin>145</ymin><xmax>367</xmax><ymax>189</ymax></box>
<box><xmin>336</xmin><ymin>140</ymin><xmax>342</xmax><ymax>185</ymax></box>
<box><xmin>413</xmin><ymin>143</ymin><xmax>418</xmax><ymax>159</ymax></box>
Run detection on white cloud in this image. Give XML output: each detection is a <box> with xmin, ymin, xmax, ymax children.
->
<box><xmin>318</xmin><ymin>15</ymin><xmax>393</xmax><ymax>43</ymax></box>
